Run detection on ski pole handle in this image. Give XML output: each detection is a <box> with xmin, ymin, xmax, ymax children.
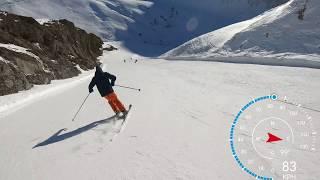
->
<box><xmin>115</xmin><ymin>84</ymin><xmax>141</xmax><ymax>91</ymax></box>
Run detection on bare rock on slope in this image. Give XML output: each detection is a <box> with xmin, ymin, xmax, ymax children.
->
<box><xmin>0</xmin><ymin>11</ymin><xmax>103</xmax><ymax>96</ymax></box>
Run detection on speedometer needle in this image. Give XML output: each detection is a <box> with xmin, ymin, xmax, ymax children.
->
<box><xmin>266</xmin><ymin>133</ymin><xmax>283</xmax><ymax>143</ymax></box>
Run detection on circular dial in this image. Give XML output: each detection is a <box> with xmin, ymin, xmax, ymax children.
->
<box><xmin>230</xmin><ymin>95</ymin><xmax>318</xmax><ymax>180</ymax></box>
<box><xmin>252</xmin><ymin>117</ymin><xmax>294</xmax><ymax>160</ymax></box>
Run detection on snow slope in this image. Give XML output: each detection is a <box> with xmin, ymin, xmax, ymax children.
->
<box><xmin>164</xmin><ymin>0</ymin><xmax>320</xmax><ymax>63</ymax></box>
<box><xmin>1</xmin><ymin>0</ymin><xmax>288</xmax><ymax>55</ymax></box>
<box><xmin>1</xmin><ymin>0</ymin><xmax>153</xmax><ymax>40</ymax></box>
<box><xmin>0</xmin><ymin>45</ymin><xmax>319</xmax><ymax>180</ymax></box>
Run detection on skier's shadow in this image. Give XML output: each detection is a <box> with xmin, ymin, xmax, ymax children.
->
<box><xmin>33</xmin><ymin>115</ymin><xmax>117</xmax><ymax>149</ymax></box>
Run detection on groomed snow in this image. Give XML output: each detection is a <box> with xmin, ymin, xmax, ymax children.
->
<box><xmin>0</xmin><ymin>70</ymin><xmax>93</xmax><ymax>119</ymax></box>
<box><xmin>0</xmin><ymin>46</ymin><xmax>319</xmax><ymax>180</ymax></box>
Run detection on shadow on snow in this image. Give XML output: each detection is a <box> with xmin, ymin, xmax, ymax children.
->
<box><xmin>33</xmin><ymin>115</ymin><xmax>117</xmax><ymax>149</ymax></box>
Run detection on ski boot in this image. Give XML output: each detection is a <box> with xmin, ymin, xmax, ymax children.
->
<box><xmin>121</xmin><ymin>110</ymin><xmax>128</xmax><ymax>118</ymax></box>
<box><xmin>115</xmin><ymin>112</ymin><xmax>122</xmax><ymax>118</ymax></box>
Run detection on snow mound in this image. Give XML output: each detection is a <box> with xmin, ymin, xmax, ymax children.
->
<box><xmin>164</xmin><ymin>0</ymin><xmax>320</xmax><ymax>63</ymax></box>
<box><xmin>0</xmin><ymin>70</ymin><xmax>93</xmax><ymax>118</ymax></box>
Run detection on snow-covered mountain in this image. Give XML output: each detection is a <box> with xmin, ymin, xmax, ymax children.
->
<box><xmin>164</xmin><ymin>0</ymin><xmax>320</xmax><ymax>61</ymax></box>
<box><xmin>0</xmin><ymin>0</ymin><xmax>288</xmax><ymax>55</ymax></box>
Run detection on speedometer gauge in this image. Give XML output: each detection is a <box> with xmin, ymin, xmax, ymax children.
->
<box><xmin>230</xmin><ymin>94</ymin><xmax>317</xmax><ymax>180</ymax></box>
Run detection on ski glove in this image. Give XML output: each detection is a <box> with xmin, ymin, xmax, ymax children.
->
<box><xmin>89</xmin><ymin>88</ymin><xmax>93</xmax><ymax>93</ymax></box>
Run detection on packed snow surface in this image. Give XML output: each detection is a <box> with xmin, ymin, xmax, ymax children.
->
<box><xmin>0</xmin><ymin>45</ymin><xmax>319</xmax><ymax>180</ymax></box>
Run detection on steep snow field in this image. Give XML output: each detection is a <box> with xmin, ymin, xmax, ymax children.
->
<box><xmin>1</xmin><ymin>0</ymin><xmax>287</xmax><ymax>55</ymax></box>
<box><xmin>0</xmin><ymin>0</ymin><xmax>152</xmax><ymax>40</ymax></box>
<box><xmin>165</xmin><ymin>0</ymin><xmax>320</xmax><ymax>62</ymax></box>
<box><xmin>0</xmin><ymin>46</ymin><xmax>319</xmax><ymax>179</ymax></box>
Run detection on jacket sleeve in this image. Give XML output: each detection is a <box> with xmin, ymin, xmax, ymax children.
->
<box><xmin>104</xmin><ymin>72</ymin><xmax>116</xmax><ymax>86</ymax></box>
<box><xmin>88</xmin><ymin>77</ymin><xmax>96</xmax><ymax>91</ymax></box>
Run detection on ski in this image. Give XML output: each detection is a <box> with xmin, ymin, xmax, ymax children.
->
<box><xmin>110</xmin><ymin>104</ymin><xmax>132</xmax><ymax>141</ymax></box>
<box><xmin>120</xmin><ymin>104</ymin><xmax>132</xmax><ymax>125</ymax></box>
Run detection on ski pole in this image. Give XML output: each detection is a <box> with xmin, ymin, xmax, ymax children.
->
<box><xmin>72</xmin><ymin>93</ymin><xmax>90</xmax><ymax>121</ymax></box>
<box><xmin>115</xmin><ymin>84</ymin><xmax>141</xmax><ymax>91</ymax></box>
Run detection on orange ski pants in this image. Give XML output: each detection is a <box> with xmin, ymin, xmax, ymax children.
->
<box><xmin>104</xmin><ymin>92</ymin><xmax>126</xmax><ymax>113</ymax></box>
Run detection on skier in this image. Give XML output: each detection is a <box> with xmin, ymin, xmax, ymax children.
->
<box><xmin>89</xmin><ymin>65</ymin><xmax>127</xmax><ymax>117</ymax></box>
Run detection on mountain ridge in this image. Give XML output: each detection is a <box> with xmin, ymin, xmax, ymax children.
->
<box><xmin>164</xmin><ymin>0</ymin><xmax>320</xmax><ymax>61</ymax></box>
<box><xmin>1</xmin><ymin>0</ymin><xmax>289</xmax><ymax>55</ymax></box>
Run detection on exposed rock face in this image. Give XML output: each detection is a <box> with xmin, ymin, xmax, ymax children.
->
<box><xmin>0</xmin><ymin>11</ymin><xmax>103</xmax><ymax>96</ymax></box>
<box><xmin>103</xmin><ymin>44</ymin><xmax>118</xmax><ymax>51</ymax></box>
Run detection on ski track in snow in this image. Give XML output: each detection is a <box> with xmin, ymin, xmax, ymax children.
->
<box><xmin>0</xmin><ymin>47</ymin><xmax>320</xmax><ymax>180</ymax></box>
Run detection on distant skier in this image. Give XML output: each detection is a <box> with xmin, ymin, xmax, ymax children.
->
<box><xmin>89</xmin><ymin>65</ymin><xmax>127</xmax><ymax>117</ymax></box>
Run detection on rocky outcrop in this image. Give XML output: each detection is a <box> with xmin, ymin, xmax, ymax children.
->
<box><xmin>0</xmin><ymin>11</ymin><xmax>103</xmax><ymax>96</ymax></box>
<box><xmin>103</xmin><ymin>44</ymin><xmax>118</xmax><ymax>51</ymax></box>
